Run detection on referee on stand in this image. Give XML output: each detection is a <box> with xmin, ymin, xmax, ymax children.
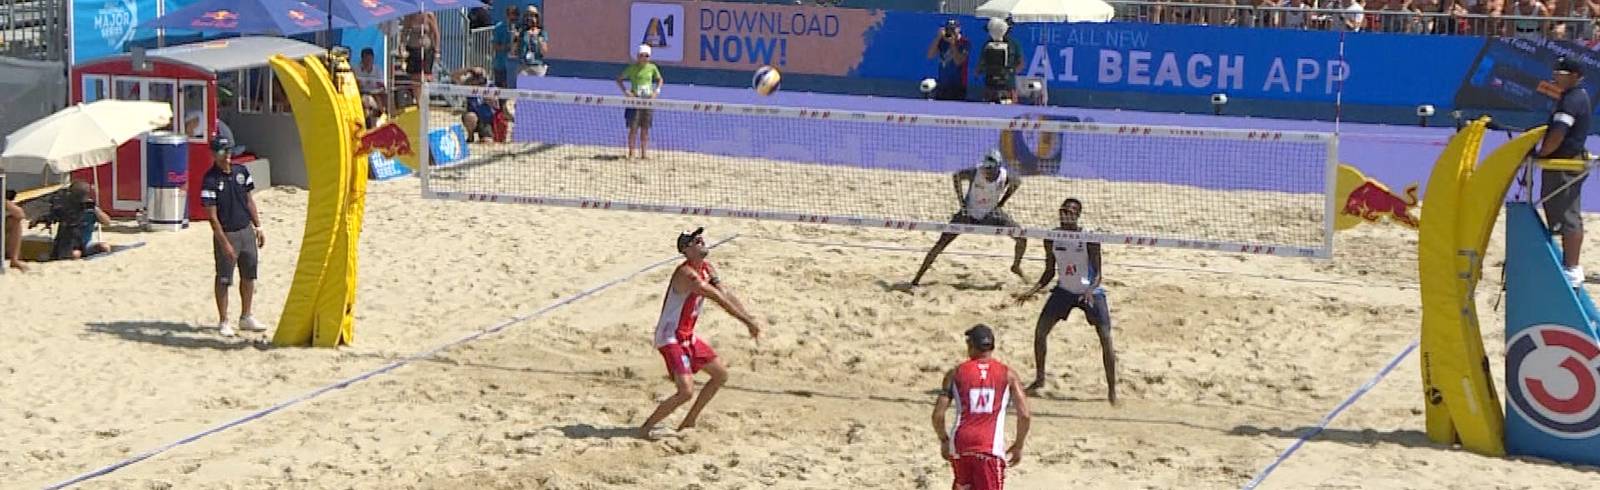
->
<box><xmin>1537</xmin><ymin>57</ymin><xmax>1593</xmax><ymax>288</ymax></box>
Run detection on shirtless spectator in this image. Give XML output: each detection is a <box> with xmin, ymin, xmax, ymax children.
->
<box><xmin>5</xmin><ymin>189</ymin><xmax>26</xmax><ymax>271</ymax></box>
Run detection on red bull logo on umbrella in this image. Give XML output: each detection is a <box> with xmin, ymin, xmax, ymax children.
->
<box><xmin>286</xmin><ymin>8</ymin><xmax>321</xmax><ymax>28</ymax></box>
<box><xmin>1334</xmin><ymin>164</ymin><xmax>1419</xmax><ymax>231</ymax></box>
<box><xmin>192</xmin><ymin>9</ymin><xmax>239</xmax><ymax>28</ymax></box>
<box><xmin>359</xmin><ymin>0</ymin><xmax>397</xmax><ymax>15</ymax></box>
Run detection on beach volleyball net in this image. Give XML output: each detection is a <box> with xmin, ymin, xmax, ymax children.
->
<box><xmin>420</xmin><ymin>83</ymin><xmax>1338</xmax><ymax>258</ymax></box>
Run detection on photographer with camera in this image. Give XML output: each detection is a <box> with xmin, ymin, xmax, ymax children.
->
<box><xmin>925</xmin><ymin>19</ymin><xmax>971</xmax><ymax>101</ymax></box>
<box><xmin>39</xmin><ymin>181</ymin><xmax>111</xmax><ymax>261</ymax></box>
<box><xmin>978</xmin><ymin>17</ymin><xmax>1023</xmax><ymax>104</ymax></box>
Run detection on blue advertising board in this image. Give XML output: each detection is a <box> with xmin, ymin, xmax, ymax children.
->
<box><xmin>548</xmin><ymin>1</ymin><xmax>1600</xmax><ymax>123</ymax></box>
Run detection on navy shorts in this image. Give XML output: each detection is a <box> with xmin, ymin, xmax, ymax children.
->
<box><xmin>1040</xmin><ymin>287</ymin><xmax>1110</xmax><ymax>328</ymax></box>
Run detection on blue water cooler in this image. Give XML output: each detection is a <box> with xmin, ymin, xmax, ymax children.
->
<box><xmin>143</xmin><ymin>132</ymin><xmax>190</xmax><ymax>231</ymax></box>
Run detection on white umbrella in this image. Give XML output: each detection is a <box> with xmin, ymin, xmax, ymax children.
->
<box><xmin>1</xmin><ymin>100</ymin><xmax>173</xmax><ymax>174</ymax></box>
<box><xmin>975</xmin><ymin>0</ymin><xmax>1116</xmax><ymax>23</ymax></box>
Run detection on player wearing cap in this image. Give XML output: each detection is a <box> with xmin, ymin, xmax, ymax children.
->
<box><xmin>932</xmin><ymin>324</ymin><xmax>1032</xmax><ymax>490</ymax></box>
<box><xmin>617</xmin><ymin>44</ymin><xmax>664</xmax><ymax>160</ymax></box>
<box><xmin>639</xmin><ymin>227</ymin><xmax>762</xmax><ymax>439</ymax></box>
<box><xmin>910</xmin><ymin>149</ymin><xmax>1028</xmax><ymax>286</ymax></box>
<box><xmin>201</xmin><ymin>136</ymin><xmax>266</xmax><ymax>337</ymax></box>
<box><xmin>1538</xmin><ymin>57</ymin><xmax>1593</xmax><ymax>288</ymax></box>
<box><xmin>1014</xmin><ymin>198</ymin><xmax>1117</xmax><ymax>404</ymax></box>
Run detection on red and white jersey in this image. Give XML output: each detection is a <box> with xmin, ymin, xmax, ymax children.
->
<box><xmin>948</xmin><ymin>358</ymin><xmax>1013</xmax><ymax>458</ymax></box>
<box><xmin>654</xmin><ymin>261</ymin><xmax>715</xmax><ymax>348</ymax></box>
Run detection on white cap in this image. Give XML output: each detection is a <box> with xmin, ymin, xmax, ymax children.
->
<box><xmin>637</xmin><ymin>44</ymin><xmax>652</xmax><ymax>56</ymax></box>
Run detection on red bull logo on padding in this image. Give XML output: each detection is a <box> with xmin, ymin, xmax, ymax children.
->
<box><xmin>356</xmin><ymin>123</ymin><xmax>414</xmax><ymax>159</ymax></box>
<box><xmin>1334</xmin><ymin>164</ymin><xmax>1419</xmax><ymax>231</ymax></box>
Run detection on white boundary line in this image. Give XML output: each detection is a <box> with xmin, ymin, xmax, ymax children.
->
<box><xmin>421</xmin><ymin>190</ymin><xmax>1326</xmax><ymax>259</ymax></box>
<box><xmin>42</xmin><ymin>236</ymin><xmax>739</xmax><ymax>489</ymax></box>
<box><xmin>427</xmin><ymin>83</ymin><xmax>1335</xmax><ymax>143</ymax></box>
<box><xmin>1241</xmin><ymin>340</ymin><xmax>1419</xmax><ymax>489</ymax></box>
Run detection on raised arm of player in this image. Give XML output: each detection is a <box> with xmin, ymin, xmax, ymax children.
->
<box><xmin>1005</xmin><ymin>367</ymin><xmax>1032</xmax><ymax>466</ymax></box>
<box><xmin>1015</xmin><ymin>239</ymin><xmax>1056</xmax><ymax>303</ymax></box>
<box><xmin>931</xmin><ymin>369</ymin><xmax>956</xmax><ymax>461</ymax></box>
<box><xmin>681</xmin><ymin>266</ymin><xmax>761</xmax><ymax>339</ymax></box>
<box><xmin>951</xmin><ymin>168</ymin><xmax>975</xmax><ymax>204</ymax></box>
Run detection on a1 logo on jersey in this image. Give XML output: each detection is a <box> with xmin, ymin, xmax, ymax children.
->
<box><xmin>1506</xmin><ymin>323</ymin><xmax>1600</xmax><ymax>439</ymax></box>
<box><xmin>630</xmin><ymin>3</ymin><xmax>684</xmax><ymax>62</ymax></box>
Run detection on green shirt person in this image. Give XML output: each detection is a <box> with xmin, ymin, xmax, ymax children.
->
<box><xmin>617</xmin><ymin>44</ymin><xmax>665</xmax><ymax>160</ymax></box>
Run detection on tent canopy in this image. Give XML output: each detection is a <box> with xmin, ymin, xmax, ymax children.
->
<box><xmin>975</xmin><ymin>0</ymin><xmax>1116</xmax><ymax>23</ymax></box>
<box><xmin>147</xmin><ymin>36</ymin><xmax>325</xmax><ymax>73</ymax></box>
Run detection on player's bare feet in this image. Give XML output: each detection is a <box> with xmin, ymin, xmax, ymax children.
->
<box><xmin>1024</xmin><ymin>378</ymin><xmax>1044</xmax><ymax>394</ymax></box>
<box><xmin>676</xmin><ymin>420</ymin><xmax>697</xmax><ymax>431</ymax></box>
<box><xmin>8</xmin><ymin>261</ymin><xmax>25</xmax><ymax>272</ymax></box>
<box><xmin>1011</xmin><ymin>264</ymin><xmax>1025</xmax><ymax>278</ymax></box>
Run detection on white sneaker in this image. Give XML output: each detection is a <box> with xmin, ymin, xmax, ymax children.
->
<box><xmin>218</xmin><ymin>320</ymin><xmax>237</xmax><ymax>337</ymax></box>
<box><xmin>240</xmin><ymin>315</ymin><xmax>266</xmax><ymax>332</ymax></box>
<box><xmin>1565</xmin><ymin>266</ymin><xmax>1585</xmax><ymax>288</ymax></box>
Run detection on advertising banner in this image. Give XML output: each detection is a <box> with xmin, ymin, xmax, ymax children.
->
<box><xmin>548</xmin><ymin>0</ymin><xmax>1600</xmax><ymax>117</ymax></box>
<box><xmin>72</xmin><ymin>0</ymin><xmax>161</xmax><ymax>64</ymax></box>
<box><xmin>552</xmin><ymin>0</ymin><xmax>885</xmax><ymax>76</ymax></box>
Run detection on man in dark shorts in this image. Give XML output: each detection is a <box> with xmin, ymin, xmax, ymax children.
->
<box><xmin>617</xmin><ymin>44</ymin><xmax>663</xmax><ymax>160</ymax></box>
<box><xmin>1538</xmin><ymin>57</ymin><xmax>1594</xmax><ymax>288</ymax></box>
<box><xmin>911</xmin><ymin>149</ymin><xmax>1027</xmax><ymax>286</ymax></box>
<box><xmin>201</xmin><ymin>137</ymin><xmax>266</xmax><ymax>337</ymax></box>
<box><xmin>1013</xmin><ymin>198</ymin><xmax>1117</xmax><ymax>405</ymax></box>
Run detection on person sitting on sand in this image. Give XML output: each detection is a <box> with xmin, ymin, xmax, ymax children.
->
<box><xmin>46</xmin><ymin>181</ymin><xmax>111</xmax><ymax>260</ymax></box>
<box><xmin>5</xmin><ymin>189</ymin><xmax>27</xmax><ymax>271</ymax></box>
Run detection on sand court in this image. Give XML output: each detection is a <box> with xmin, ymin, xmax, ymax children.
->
<box><xmin>5</xmin><ymin>138</ymin><xmax>1600</xmax><ymax>488</ymax></box>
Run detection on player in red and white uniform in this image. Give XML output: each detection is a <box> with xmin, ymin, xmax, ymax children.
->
<box><xmin>639</xmin><ymin>227</ymin><xmax>761</xmax><ymax>439</ymax></box>
<box><xmin>932</xmin><ymin>324</ymin><xmax>1032</xmax><ymax>490</ymax></box>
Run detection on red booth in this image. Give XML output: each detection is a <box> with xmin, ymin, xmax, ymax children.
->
<box><xmin>69</xmin><ymin>36</ymin><xmax>324</xmax><ymax>219</ymax></box>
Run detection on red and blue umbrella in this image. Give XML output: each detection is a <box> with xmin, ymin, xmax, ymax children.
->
<box><xmin>319</xmin><ymin>0</ymin><xmax>491</xmax><ymax>28</ymax></box>
<box><xmin>140</xmin><ymin>0</ymin><xmax>354</xmax><ymax>35</ymax></box>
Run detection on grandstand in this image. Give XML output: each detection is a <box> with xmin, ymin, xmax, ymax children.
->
<box><xmin>0</xmin><ymin>0</ymin><xmax>65</xmax><ymax>61</ymax></box>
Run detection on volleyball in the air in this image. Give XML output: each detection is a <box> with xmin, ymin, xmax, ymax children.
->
<box><xmin>753</xmin><ymin>65</ymin><xmax>782</xmax><ymax>96</ymax></box>
<box><xmin>919</xmin><ymin>78</ymin><xmax>938</xmax><ymax>94</ymax></box>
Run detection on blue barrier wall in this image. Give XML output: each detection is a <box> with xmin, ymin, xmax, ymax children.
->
<box><xmin>546</xmin><ymin>0</ymin><xmax>1600</xmax><ymax>130</ymax></box>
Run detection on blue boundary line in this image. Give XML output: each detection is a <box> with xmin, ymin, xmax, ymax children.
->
<box><xmin>43</xmin><ymin>235</ymin><xmax>739</xmax><ymax>489</ymax></box>
<box><xmin>1240</xmin><ymin>339</ymin><xmax>1419</xmax><ymax>490</ymax></box>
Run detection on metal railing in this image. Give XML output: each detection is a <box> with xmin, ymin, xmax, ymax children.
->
<box><xmin>1106</xmin><ymin>0</ymin><xmax>1599</xmax><ymax>40</ymax></box>
<box><xmin>465</xmin><ymin>26</ymin><xmax>493</xmax><ymax>73</ymax></box>
<box><xmin>0</xmin><ymin>0</ymin><xmax>66</xmax><ymax>61</ymax></box>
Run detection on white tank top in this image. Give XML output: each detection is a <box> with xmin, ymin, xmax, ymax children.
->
<box><xmin>965</xmin><ymin>167</ymin><xmax>1009</xmax><ymax>218</ymax></box>
<box><xmin>1051</xmin><ymin>239</ymin><xmax>1095</xmax><ymax>293</ymax></box>
<box><xmin>654</xmin><ymin>261</ymin><xmax>712</xmax><ymax>347</ymax></box>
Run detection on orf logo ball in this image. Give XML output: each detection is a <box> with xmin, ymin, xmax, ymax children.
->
<box><xmin>1507</xmin><ymin>324</ymin><xmax>1600</xmax><ymax>439</ymax></box>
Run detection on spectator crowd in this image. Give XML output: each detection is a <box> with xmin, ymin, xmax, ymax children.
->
<box><xmin>1115</xmin><ymin>0</ymin><xmax>1600</xmax><ymax>40</ymax></box>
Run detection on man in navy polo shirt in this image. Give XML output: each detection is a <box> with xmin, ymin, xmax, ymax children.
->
<box><xmin>201</xmin><ymin>137</ymin><xmax>266</xmax><ymax>337</ymax></box>
<box><xmin>1538</xmin><ymin>57</ymin><xmax>1595</xmax><ymax>288</ymax></box>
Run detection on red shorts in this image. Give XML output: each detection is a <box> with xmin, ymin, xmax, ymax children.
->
<box><xmin>658</xmin><ymin>337</ymin><xmax>718</xmax><ymax>376</ymax></box>
<box><xmin>951</xmin><ymin>452</ymin><xmax>1006</xmax><ymax>490</ymax></box>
